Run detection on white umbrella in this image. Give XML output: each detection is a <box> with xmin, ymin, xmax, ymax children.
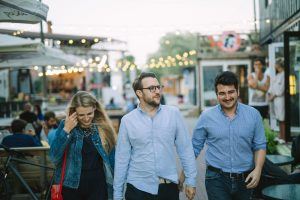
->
<box><xmin>0</xmin><ymin>0</ymin><xmax>49</xmax><ymax>24</ymax></box>
<box><xmin>0</xmin><ymin>34</ymin><xmax>81</xmax><ymax>68</ymax></box>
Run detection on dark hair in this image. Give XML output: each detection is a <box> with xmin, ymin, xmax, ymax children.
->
<box><xmin>214</xmin><ymin>71</ymin><xmax>239</xmax><ymax>93</ymax></box>
<box><xmin>254</xmin><ymin>57</ymin><xmax>265</xmax><ymax>66</ymax></box>
<box><xmin>11</xmin><ymin>119</ymin><xmax>27</xmax><ymax>133</ymax></box>
<box><xmin>34</xmin><ymin>104</ymin><xmax>42</xmax><ymax>115</ymax></box>
<box><xmin>44</xmin><ymin>111</ymin><xmax>56</xmax><ymax>121</ymax></box>
<box><xmin>132</xmin><ymin>72</ymin><xmax>158</xmax><ymax>96</ymax></box>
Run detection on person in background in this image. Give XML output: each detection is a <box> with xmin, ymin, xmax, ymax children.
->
<box><xmin>125</xmin><ymin>97</ymin><xmax>137</xmax><ymax>113</ymax></box>
<box><xmin>160</xmin><ymin>94</ymin><xmax>166</xmax><ymax>105</ymax></box>
<box><xmin>247</xmin><ymin>58</ymin><xmax>270</xmax><ymax>119</ymax></box>
<box><xmin>50</xmin><ymin>91</ymin><xmax>116</xmax><ymax>200</ymax></box>
<box><xmin>114</xmin><ymin>72</ymin><xmax>197</xmax><ymax>200</ymax></box>
<box><xmin>182</xmin><ymin>71</ymin><xmax>266</xmax><ymax>200</ymax></box>
<box><xmin>1</xmin><ymin>119</ymin><xmax>42</xmax><ymax>148</ymax></box>
<box><xmin>40</xmin><ymin>111</ymin><xmax>58</xmax><ymax>144</ymax></box>
<box><xmin>34</xmin><ymin>104</ymin><xmax>44</xmax><ymax>121</ymax></box>
<box><xmin>47</xmin><ymin>119</ymin><xmax>61</xmax><ymax>146</ymax></box>
<box><xmin>20</xmin><ymin>103</ymin><xmax>38</xmax><ymax>124</ymax></box>
<box><xmin>106</xmin><ymin>97</ymin><xmax>118</xmax><ymax>110</ymax></box>
<box><xmin>19</xmin><ymin>103</ymin><xmax>42</xmax><ymax>136</ymax></box>
<box><xmin>268</xmin><ymin>58</ymin><xmax>285</xmax><ymax>141</ymax></box>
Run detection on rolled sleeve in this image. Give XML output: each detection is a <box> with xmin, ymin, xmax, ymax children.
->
<box><xmin>252</xmin><ymin>113</ymin><xmax>267</xmax><ymax>151</ymax></box>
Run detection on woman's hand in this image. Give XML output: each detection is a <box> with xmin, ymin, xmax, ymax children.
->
<box><xmin>64</xmin><ymin>111</ymin><xmax>78</xmax><ymax>133</ymax></box>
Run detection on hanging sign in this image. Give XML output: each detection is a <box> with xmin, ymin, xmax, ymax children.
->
<box><xmin>218</xmin><ymin>31</ymin><xmax>241</xmax><ymax>52</ymax></box>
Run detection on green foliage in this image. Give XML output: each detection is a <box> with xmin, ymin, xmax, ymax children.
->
<box><xmin>264</xmin><ymin>122</ymin><xmax>278</xmax><ymax>154</ymax></box>
<box><xmin>147</xmin><ymin>32</ymin><xmax>200</xmax><ymax>78</ymax></box>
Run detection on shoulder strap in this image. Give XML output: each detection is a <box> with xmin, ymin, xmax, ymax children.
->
<box><xmin>59</xmin><ymin>148</ymin><xmax>68</xmax><ymax>190</ymax></box>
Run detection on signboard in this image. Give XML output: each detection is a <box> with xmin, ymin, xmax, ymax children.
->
<box><xmin>218</xmin><ymin>31</ymin><xmax>241</xmax><ymax>52</ymax></box>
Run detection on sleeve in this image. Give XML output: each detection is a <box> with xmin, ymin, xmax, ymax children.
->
<box><xmin>192</xmin><ymin>114</ymin><xmax>208</xmax><ymax>158</ymax></box>
<box><xmin>49</xmin><ymin>120</ymin><xmax>72</xmax><ymax>165</ymax></box>
<box><xmin>113</xmin><ymin>118</ymin><xmax>132</xmax><ymax>200</ymax></box>
<box><xmin>174</xmin><ymin>109</ymin><xmax>197</xmax><ymax>187</ymax></box>
<box><xmin>252</xmin><ymin>111</ymin><xmax>267</xmax><ymax>151</ymax></box>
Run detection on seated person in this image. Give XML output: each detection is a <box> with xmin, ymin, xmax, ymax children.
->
<box><xmin>1</xmin><ymin>119</ymin><xmax>42</xmax><ymax>148</ymax></box>
<box><xmin>40</xmin><ymin>111</ymin><xmax>58</xmax><ymax>144</ymax></box>
<box><xmin>47</xmin><ymin>119</ymin><xmax>61</xmax><ymax>146</ymax></box>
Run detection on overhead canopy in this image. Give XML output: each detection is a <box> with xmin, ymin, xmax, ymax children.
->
<box><xmin>0</xmin><ymin>34</ymin><xmax>81</xmax><ymax>68</ymax></box>
<box><xmin>0</xmin><ymin>0</ymin><xmax>49</xmax><ymax>24</ymax></box>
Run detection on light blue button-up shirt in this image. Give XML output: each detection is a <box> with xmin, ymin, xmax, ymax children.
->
<box><xmin>192</xmin><ymin>103</ymin><xmax>266</xmax><ymax>173</ymax></box>
<box><xmin>113</xmin><ymin>105</ymin><xmax>197</xmax><ymax>199</ymax></box>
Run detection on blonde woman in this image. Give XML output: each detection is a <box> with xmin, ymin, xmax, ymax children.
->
<box><xmin>50</xmin><ymin>91</ymin><xmax>116</xmax><ymax>200</ymax></box>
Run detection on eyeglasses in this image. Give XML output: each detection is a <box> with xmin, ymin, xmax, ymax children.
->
<box><xmin>140</xmin><ymin>85</ymin><xmax>164</xmax><ymax>93</ymax></box>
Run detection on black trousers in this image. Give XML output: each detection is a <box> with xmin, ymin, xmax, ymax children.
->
<box><xmin>125</xmin><ymin>183</ymin><xmax>179</xmax><ymax>200</ymax></box>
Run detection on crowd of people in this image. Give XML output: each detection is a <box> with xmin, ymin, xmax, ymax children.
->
<box><xmin>1</xmin><ymin>103</ymin><xmax>59</xmax><ymax>148</ymax></box>
<box><xmin>0</xmin><ymin>58</ymin><xmax>295</xmax><ymax>200</ymax></box>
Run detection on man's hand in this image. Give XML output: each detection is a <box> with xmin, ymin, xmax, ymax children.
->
<box><xmin>178</xmin><ymin>170</ymin><xmax>185</xmax><ymax>191</ymax></box>
<box><xmin>185</xmin><ymin>186</ymin><xmax>196</xmax><ymax>200</ymax></box>
<box><xmin>245</xmin><ymin>167</ymin><xmax>262</xmax><ymax>189</ymax></box>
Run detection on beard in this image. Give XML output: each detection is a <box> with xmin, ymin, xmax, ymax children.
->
<box><xmin>144</xmin><ymin>95</ymin><xmax>161</xmax><ymax>107</ymax></box>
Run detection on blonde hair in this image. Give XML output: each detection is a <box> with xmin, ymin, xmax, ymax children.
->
<box><xmin>68</xmin><ymin>91</ymin><xmax>116</xmax><ymax>153</ymax></box>
<box><xmin>275</xmin><ymin>58</ymin><xmax>284</xmax><ymax>68</ymax></box>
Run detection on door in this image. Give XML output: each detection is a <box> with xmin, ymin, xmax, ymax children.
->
<box><xmin>284</xmin><ymin>31</ymin><xmax>300</xmax><ymax>140</ymax></box>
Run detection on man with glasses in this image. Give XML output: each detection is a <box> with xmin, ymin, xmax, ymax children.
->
<box><xmin>181</xmin><ymin>71</ymin><xmax>266</xmax><ymax>200</ymax></box>
<box><xmin>114</xmin><ymin>72</ymin><xmax>197</xmax><ymax>200</ymax></box>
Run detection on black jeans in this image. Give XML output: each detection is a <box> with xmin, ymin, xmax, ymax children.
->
<box><xmin>125</xmin><ymin>183</ymin><xmax>179</xmax><ymax>200</ymax></box>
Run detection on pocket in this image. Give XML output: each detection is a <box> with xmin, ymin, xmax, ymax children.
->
<box><xmin>205</xmin><ymin>169</ymin><xmax>221</xmax><ymax>180</ymax></box>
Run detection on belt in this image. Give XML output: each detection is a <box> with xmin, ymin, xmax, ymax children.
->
<box><xmin>159</xmin><ymin>178</ymin><xmax>172</xmax><ymax>184</ymax></box>
<box><xmin>207</xmin><ymin>166</ymin><xmax>251</xmax><ymax>179</ymax></box>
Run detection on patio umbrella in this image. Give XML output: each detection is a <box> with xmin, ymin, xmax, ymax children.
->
<box><xmin>0</xmin><ymin>0</ymin><xmax>49</xmax><ymax>24</ymax></box>
<box><xmin>0</xmin><ymin>33</ymin><xmax>81</xmax><ymax>68</ymax></box>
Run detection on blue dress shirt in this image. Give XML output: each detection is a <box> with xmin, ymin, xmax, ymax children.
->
<box><xmin>192</xmin><ymin>103</ymin><xmax>266</xmax><ymax>173</ymax></box>
<box><xmin>113</xmin><ymin>105</ymin><xmax>197</xmax><ymax>199</ymax></box>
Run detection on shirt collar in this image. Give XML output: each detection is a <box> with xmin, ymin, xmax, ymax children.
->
<box><xmin>137</xmin><ymin>103</ymin><xmax>162</xmax><ymax>115</ymax></box>
<box><xmin>217</xmin><ymin>102</ymin><xmax>240</xmax><ymax>117</ymax></box>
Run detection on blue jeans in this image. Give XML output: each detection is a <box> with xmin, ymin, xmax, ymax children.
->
<box><xmin>205</xmin><ymin>168</ymin><xmax>253</xmax><ymax>200</ymax></box>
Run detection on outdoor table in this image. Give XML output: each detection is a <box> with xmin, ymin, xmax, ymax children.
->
<box><xmin>262</xmin><ymin>184</ymin><xmax>300</xmax><ymax>200</ymax></box>
<box><xmin>266</xmin><ymin>155</ymin><xmax>294</xmax><ymax>166</ymax></box>
<box><xmin>0</xmin><ymin>117</ymin><xmax>14</xmax><ymax>129</ymax></box>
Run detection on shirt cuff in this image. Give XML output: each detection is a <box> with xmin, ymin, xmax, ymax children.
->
<box><xmin>113</xmin><ymin>194</ymin><xmax>123</xmax><ymax>200</ymax></box>
<box><xmin>185</xmin><ymin>177</ymin><xmax>196</xmax><ymax>187</ymax></box>
<box><xmin>253</xmin><ymin>144</ymin><xmax>266</xmax><ymax>151</ymax></box>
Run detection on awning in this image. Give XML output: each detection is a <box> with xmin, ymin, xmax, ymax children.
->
<box><xmin>0</xmin><ymin>0</ymin><xmax>49</xmax><ymax>24</ymax></box>
<box><xmin>0</xmin><ymin>34</ymin><xmax>81</xmax><ymax>68</ymax></box>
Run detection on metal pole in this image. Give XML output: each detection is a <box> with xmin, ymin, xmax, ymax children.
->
<box><xmin>253</xmin><ymin>0</ymin><xmax>257</xmax><ymax>33</ymax></box>
<box><xmin>39</xmin><ymin>0</ymin><xmax>47</xmax><ymax>99</ymax></box>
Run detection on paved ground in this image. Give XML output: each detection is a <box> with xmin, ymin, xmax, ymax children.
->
<box><xmin>178</xmin><ymin>114</ymin><xmax>208</xmax><ymax>200</ymax></box>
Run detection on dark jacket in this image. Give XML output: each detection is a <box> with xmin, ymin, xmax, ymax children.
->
<box><xmin>1</xmin><ymin>133</ymin><xmax>42</xmax><ymax>148</ymax></box>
